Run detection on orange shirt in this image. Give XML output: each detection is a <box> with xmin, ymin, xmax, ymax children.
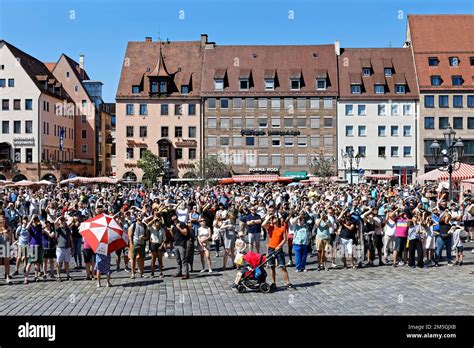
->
<box><xmin>267</xmin><ymin>223</ymin><xmax>287</xmax><ymax>249</ymax></box>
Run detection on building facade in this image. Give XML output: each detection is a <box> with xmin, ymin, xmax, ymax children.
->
<box><xmin>0</xmin><ymin>40</ymin><xmax>81</xmax><ymax>182</ymax></box>
<box><xmin>337</xmin><ymin>48</ymin><xmax>419</xmax><ymax>184</ymax></box>
<box><xmin>406</xmin><ymin>15</ymin><xmax>474</xmax><ymax>174</ymax></box>
<box><xmin>50</xmin><ymin>54</ymin><xmax>99</xmax><ymax>176</ymax></box>
<box><xmin>115</xmin><ymin>36</ymin><xmax>203</xmax><ymax>181</ymax></box>
<box><xmin>200</xmin><ymin>41</ymin><xmax>339</xmax><ymax>176</ymax></box>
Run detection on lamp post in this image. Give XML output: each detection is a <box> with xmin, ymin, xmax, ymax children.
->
<box><xmin>341</xmin><ymin>146</ymin><xmax>361</xmax><ymax>185</ymax></box>
<box><xmin>430</xmin><ymin>124</ymin><xmax>464</xmax><ymax>201</ymax></box>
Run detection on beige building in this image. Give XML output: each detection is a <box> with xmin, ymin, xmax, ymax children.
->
<box><xmin>0</xmin><ymin>40</ymin><xmax>82</xmax><ymax>182</ymax></box>
<box><xmin>406</xmin><ymin>15</ymin><xmax>474</xmax><ymax>174</ymax></box>
<box><xmin>200</xmin><ymin>41</ymin><xmax>339</xmax><ymax>176</ymax></box>
<box><xmin>115</xmin><ymin>37</ymin><xmax>203</xmax><ymax>181</ymax></box>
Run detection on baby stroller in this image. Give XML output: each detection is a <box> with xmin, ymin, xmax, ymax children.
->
<box><xmin>236</xmin><ymin>251</ymin><xmax>276</xmax><ymax>293</ymax></box>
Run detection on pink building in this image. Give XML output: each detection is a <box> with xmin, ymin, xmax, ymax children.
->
<box><xmin>115</xmin><ymin>36</ymin><xmax>204</xmax><ymax>181</ymax></box>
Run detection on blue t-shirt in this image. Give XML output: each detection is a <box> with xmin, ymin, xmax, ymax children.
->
<box><xmin>243</xmin><ymin>213</ymin><xmax>261</xmax><ymax>234</ymax></box>
<box><xmin>432</xmin><ymin>214</ymin><xmax>440</xmax><ymax>232</ymax></box>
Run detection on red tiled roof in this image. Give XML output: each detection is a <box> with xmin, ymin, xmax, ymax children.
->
<box><xmin>408</xmin><ymin>15</ymin><xmax>474</xmax><ymax>91</ymax></box>
<box><xmin>201</xmin><ymin>44</ymin><xmax>338</xmax><ymax>96</ymax></box>
<box><xmin>1</xmin><ymin>40</ymin><xmax>73</xmax><ymax>102</ymax></box>
<box><xmin>338</xmin><ymin>48</ymin><xmax>418</xmax><ymax>99</ymax></box>
<box><xmin>116</xmin><ymin>40</ymin><xmax>203</xmax><ymax>99</ymax></box>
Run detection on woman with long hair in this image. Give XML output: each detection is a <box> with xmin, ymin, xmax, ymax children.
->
<box><xmin>220</xmin><ymin>212</ymin><xmax>237</xmax><ymax>271</ymax></box>
<box><xmin>148</xmin><ymin>218</ymin><xmax>166</xmax><ymax>277</ymax></box>
<box><xmin>197</xmin><ymin>218</ymin><xmax>212</xmax><ymax>272</ymax></box>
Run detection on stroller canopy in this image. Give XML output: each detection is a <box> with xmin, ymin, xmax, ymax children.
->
<box><xmin>243</xmin><ymin>251</ymin><xmax>266</xmax><ymax>269</ymax></box>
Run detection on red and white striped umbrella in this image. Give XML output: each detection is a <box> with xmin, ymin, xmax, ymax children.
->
<box><xmin>79</xmin><ymin>214</ymin><xmax>128</xmax><ymax>255</ymax></box>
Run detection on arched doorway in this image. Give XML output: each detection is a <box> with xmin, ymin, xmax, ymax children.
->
<box><xmin>42</xmin><ymin>173</ymin><xmax>57</xmax><ymax>183</ymax></box>
<box><xmin>12</xmin><ymin>174</ymin><xmax>27</xmax><ymax>182</ymax></box>
<box><xmin>122</xmin><ymin>171</ymin><xmax>137</xmax><ymax>181</ymax></box>
<box><xmin>183</xmin><ymin>171</ymin><xmax>197</xmax><ymax>179</ymax></box>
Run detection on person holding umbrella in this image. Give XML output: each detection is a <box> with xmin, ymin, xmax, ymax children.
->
<box><xmin>95</xmin><ymin>251</ymin><xmax>112</xmax><ymax>287</ymax></box>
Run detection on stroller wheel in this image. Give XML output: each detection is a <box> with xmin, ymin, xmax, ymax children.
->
<box><xmin>259</xmin><ymin>282</ymin><xmax>271</xmax><ymax>293</ymax></box>
<box><xmin>237</xmin><ymin>284</ymin><xmax>247</xmax><ymax>293</ymax></box>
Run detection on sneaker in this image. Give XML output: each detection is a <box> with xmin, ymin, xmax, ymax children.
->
<box><xmin>303</xmin><ymin>269</ymin><xmax>308</xmax><ymax>273</ymax></box>
<box><xmin>331</xmin><ymin>263</ymin><xmax>338</xmax><ymax>269</ymax></box>
<box><xmin>66</xmin><ymin>275</ymin><xmax>73</xmax><ymax>281</ymax></box>
<box><xmin>130</xmin><ymin>274</ymin><xmax>135</xmax><ymax>279</ymax></box>
<box><xmin>200</xmin><ymin>269</ymin><xmax>206</xmax><ymax>273</ymax></box>
<box><xmin>140</xmin><ymin>273</ymin><xmax>148</xmax><ymax>278</ymax></box>
<box><xmin>392</xmin><ymin>263</ymin><xmax>397</xmax><ymax>268</ymax></box>
<box><xmin>286</xmin><ymin>261</ymin><xmax>293</xmax><ymax>266</ymax></box>
<box><xmin>57</xmin><ymin>277</ymin><xmax>62</xmax><ymax>282</ymax></box>
<box><xmin>159</xmin><ymin>273</ymin><xmax>164</xmax><ymax>278</ymax></box>
<box><xmin>5</xmin><ymin>277</ymin><xmax>11</xmax><ymax>285</ymax></box>
<box><xmin>230</xmin><ymin>283</ymin><xmax>237</xmax><ymax>289</ymax></box>
<box><xmin>295</xmin><ymin>269</ymin><xmax>300</xmax><ymax>273</ymax></box>
<box><xmin>171</xmin><ymin>253</ymin><xmax>175</xmax><ymax>257</ymax></box>
<box><xmin>398</xmin><ymin>261</ymin><xmax>405</xmax><ymax>266</ymax></box>
<box><xmin>270</xmin><ymin>283</ymin><xmax>277</xmax><ymax>292</ymax></box>
<box><xmin>208</xmin><ymin>269</ymin><xmax>213</xmax><ymax>273</ymax></box>
<box><xmin>286</xmin><ymin>283</ymin><xmax>296</xmax><ymax>290</ymax></box>
<box><xmin>150</xmin><ymin>273</ymin><xmax>155</xmax><ymax>278</ymax></box>
<box><xmin>447</xmin><ymin>262</ymin><xmax>453</xmax><ymax>266</ymax></box>
<box><xmin>215</xmin><ymin>252</ymin><xmax>219</xmax><ymax>258</ymax></box>
<box><xmin>24</xmin><ymin>278</ymin><xmax>28</xmax><ymax>284</ymax></box>
<box><xmin>434</xmin><ymin>262</ymin><xmax>439</xmax><ymax>267</ymax></box>
<box><xmin>106</xmin><ymin>282</ymin><xmax>112</xmax><ymax>288</ymax></box>
<box><xmin>12</xmin><ymin>271</ymin><xmax>19</xmax><ymax>276</ymax></box>
<box><xmin>96</xmin><ymin>283</ymin><xmax>101</xmax><ymax>288</ymax></box>
<box><xmin>124</xmin><ymin>267</ymin><xmax>130</xmax><ymax>273</ymax></box>
<box><xmin>164</xmin><ymin>252</ymin><xmax>169</xmax><ymax>258</ymax></box>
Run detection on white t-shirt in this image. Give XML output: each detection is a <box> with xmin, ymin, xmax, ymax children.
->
<box><xmin>384</xmin><ymin>218</ymin><xmax>396</xmax><ymax>237</ymax></box>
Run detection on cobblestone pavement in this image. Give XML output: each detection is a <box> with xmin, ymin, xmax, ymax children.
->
<box><xmin>1</xmin><ymin>242</ymin><xmax>473</xmax><ymax>316</ymax></box>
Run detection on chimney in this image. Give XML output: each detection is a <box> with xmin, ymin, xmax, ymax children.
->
<box><xmin>79</xmin><ymin>54</ymin><xmax>84</xmax><ymax>70</ymax></box>
<box><xmin>334</xmin><ymin>40</ymin><xmax>341</xmax><ymax>56</ymax></box>
<box><xmin>145</xmin><ymin>36</ymin><xmax>152</xmax><ymax>42</ymax></box>
<box><xmin>200</xmin><ymin>33</ymin><xmax>208</xmax><ymax>48</ymax></box>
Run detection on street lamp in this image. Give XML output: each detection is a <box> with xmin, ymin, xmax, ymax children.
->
<box><xmin>341</xmin><ymin>146</ymin><xmax>361</xmax><ymax>185</ymax></box>
<box><xmin>430</xmin><ymin>124</ymin><xmax>464</xmax><ymax>201</ymax></box>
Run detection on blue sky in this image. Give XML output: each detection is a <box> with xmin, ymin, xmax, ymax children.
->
<box><xmin>1</xmin><ymin>0</ymin><xmax>472</xmax><ymax>101</ymax></box>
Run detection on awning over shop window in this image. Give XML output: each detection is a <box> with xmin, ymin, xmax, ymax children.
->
<box><xmin>365</xmin><ymin>174</ymin><xmax>396</xmax><ymax>181</ymax></box>
<box><xmin>283</xmin><ymin>171</ymin><xmax>308</xmax><ymax>178</ymax></box>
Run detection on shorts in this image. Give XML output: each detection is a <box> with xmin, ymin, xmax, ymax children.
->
<box><xmin>395</xmin><ymin>237</ymin><xmax>407</xmax><ymax>253</ymax></box>
<box><xmin>43</xmin><ymin>248</ymin><xmax>56</xmax><ymax>259</ymax></box>
<box><xmin>248</xmin><ymin>232</ymin><xmax>261</xmax><ymax>244</ymax></box>
<box><xmin>316</xmin><ymin>238</ymin><xmax>331</xmax><ymax>252</ymax></box>
<box><xmin>56</xmin><ymin>247</ymin><xmax>71</xmax><ymax>263</ymax></box>
<box><xmin>425</xmin><ymin>235</ymin><xmax>435</xmax><ymax>250</ymax></box>
<box><xmin>17</xmin><ymin>244</ymin><xmax>28</xmax><ymax>258</ymax></box>
<box><xmin>150</xmin><ymin>242</ymin><xmax>164</xmax><ymax>253</ymax></box>
<box><xmin>340</xmin><ymin>238</ymin><xmax>353</xmax><ymax>255</ymax></box>
<box><xmin>27</xmin><ymin>245</ymin><xmax>43</xmax><ymax>264</ymax></box>
<box><xmin>267</xmin><ymin>247</ymin><xmax>285</xmax><ymax>268</ymax></box>
<box><xmin>456</xmin><ymin>246</ymin><xmax>464</xmax><ymax>253</ymax></box>
<box><xmin>198</xmin><ymin>240</ymin><xmax>210</xmax><ymax>252</ymax></box>
<box><xmin>131</xmin><ymin>244</ymin><xmax>145</xmax><ymax>259</ymax></box>
<box><xmin>83</xmin><ymin>248</ymin><xmax>94</xmax><ymax>263</ymax></box>
<box><xmin>115</xmin><ymin>247</ymin><xmax>129</xmax><ymax>257</ymax></box>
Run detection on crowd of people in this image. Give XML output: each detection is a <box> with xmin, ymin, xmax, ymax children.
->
<box><xmin>0</xmin><ymin>181</ymin><xmax>473</xmax><ymax>290</ymax></box>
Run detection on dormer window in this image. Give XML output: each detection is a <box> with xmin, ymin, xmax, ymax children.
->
<box><xmin>431</xmin><ymin>75</ymin><xmax>442</xmax><ymax>86</ymax></box>
<box><xmin>428</xmin><ymin>57</ymin><xmax>439</xmax><ymax>66</ymax></box>
<box><xmin>351</xmin><ymin>84</ymin><xmax>361</xmax><ymax>94</ymax></box>
<box><xmin>290</xmin><ymin>79</ymin><xmax>300</xmax><ymax>91</ymax></box>
<box><xmin>240</xmin><ymin>78</ymin><xmax>249</xmax><ymax>90</ymax></box>
<box><xmin>452</xmin><ymin>76</ymin><xmax>463</xmax><ymax>86</ymax></box>
<box><xmin>362</xmin><ymin>68</ymin><xmax>371</xmax><ymax>77</ymax></box>
<box><xmin>159</xmin><ymin>80</ymin><xmax>167</xmax><ymax>93</ymax></box>
<box><xmin>395</xmin><ymin>84</ymin><xmax>406</xmax><ymax>94</ymax></box>
<box><xmin>265</xmin><ymin>78</ymin><xmax>275</xmax><ymax>90</ymax></box>
<box><xmin>316</xmin><ymin>78</ymin><xmax>326</xmax><ymax>90</ymax></box>
<box><xmin>449</xmin><ymin>57</ymin><xmax>459</xmax><ymax>66</ymax></box>
<box><xmin>132</xmin><ymin>85</ymin><xmax>140</xmax><ymax>94</ymax></box>
<box><xmin>384</xmin><ymin>68</ymin><xmax>392</xmax><ymax>77</ymax></box>
<box><xmin>181</xmin><ymin>85</ymin><xmax>189</xmax><ymax>94</ymax></box>
<box><xmin>374</xmin><ymin>85</ymin><xmax>385</xmax><ymax>94</ymax></box>
<box><xmin>214</xmin><ymin>78</ymin><xmax>224</xmax><ymax>91</ymax></box>
<box><xmin>151</xmin><ymin>81</ymin><xmax>158</xmax><ymax>93</ymax></box>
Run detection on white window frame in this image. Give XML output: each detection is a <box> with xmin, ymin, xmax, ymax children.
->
<box><xmin>214</xmin><ymin>78</ymin><xmax>224</xmax><ymax>90</ymax></box>
<box><xmin>265</xmin><ymin>79</ymin><xmax>275</xmax><ymax>90</ymax></box>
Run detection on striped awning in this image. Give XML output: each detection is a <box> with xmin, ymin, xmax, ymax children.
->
<box><xmin>438</xmin><ymin>163</ymin><xmax>474</xmax><ymax>181</ymax></box>
<box><xmin>416</xmin><ymin>163</ymin><xmax>474</xmax><ymax>182</ymax></box>
<box><xmin>365</xmin><ymin>174</ymin><xmax>396</xmax><ymax>180</ymax></box>
<box><xmin>232</xmin><ymin>175</ymin><xmax>279</xmax><ymax>183</ymax></box>
<box><xmin>59</xmin><ymin>177</ymin><xmax>122</xmax><ymax>185</ymax></box>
